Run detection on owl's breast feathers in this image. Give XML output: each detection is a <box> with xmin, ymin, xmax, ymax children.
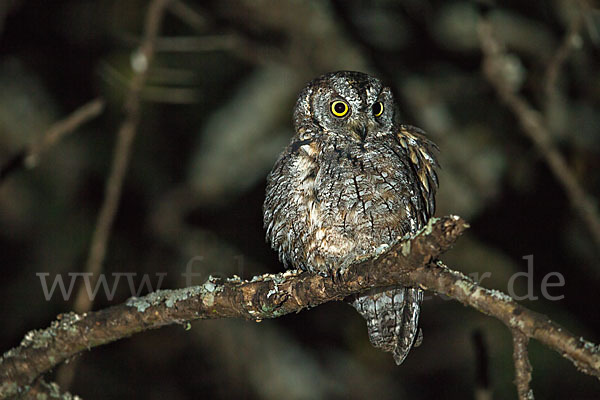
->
<box><xmin>263</xmin><ymin>124</ymin><xmax>438</xmax><ymax>274</ymax></box>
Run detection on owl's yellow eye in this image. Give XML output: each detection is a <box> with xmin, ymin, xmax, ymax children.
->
<box><xmin>331</xmin><ymin>100</ymin><xmax>349</xmax><ymax>117</ymax></box>
<box><xmin>373</xmin><ymin>101</ymin><xmax>384</xmax><ymax>117</ymax></box>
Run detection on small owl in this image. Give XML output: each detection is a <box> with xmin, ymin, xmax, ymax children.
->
<box><xmin>263</xmin><ymin>71</ymin><xmax>438</xmax><ymax>364</ymax></box>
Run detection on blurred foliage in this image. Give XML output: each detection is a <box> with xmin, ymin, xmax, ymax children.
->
<box><xmin>1</xmin><ymin>0</ymin><xmax>599</xmax><ymax>399</ymax></box>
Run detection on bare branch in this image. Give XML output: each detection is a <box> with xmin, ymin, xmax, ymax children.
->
<box><xmin>543</xmin><ymin>10</ymin><xmax>583</xmax><ymax>100</ymax></box>
<box><xmin>478</xmin><ymin>17</ymin><xmax>600</xmax><ymax>248</ymax></box>
<box><xmin>1</xmin><ymin>215</ymin><xmax>599</xmax><ymax>399</ymax></box>
<box><xmin>512</xmin><ymin>330</ymin><xmax>534</xmax><ymax>400</ymax></box>
<box><xmin>72</xmin><ymin>0</ymin><xmax>171</xmax><ymax>316</ymax></box>
<box><xmin>473</xmin><ymin>330</ymin><xmax>492</xmax><ymax>400</ymax></box>
<box><xmin>0</xmin><ymin>98</ymin><xmax>105</xmax><ymax>183</ymax></box>
<box><xmin>121</xmin><ymin>34</ymin><xmax>238</xmax><ymax>53</ymax></box>
<box><xmin>59</xmin><ymin>0</ymin><xmax>172</xmax><ymax>390</ymax></box>
<box><xmin>168</xmin><ymin>0</ymin><xmax>208</xmax><ymax>31</ymax></box>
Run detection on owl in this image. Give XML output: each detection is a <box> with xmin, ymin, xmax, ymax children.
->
<box><xmin>263</xmin><ymin>71</ymin><xmax>438</xmax><ymax>365</ymax></box>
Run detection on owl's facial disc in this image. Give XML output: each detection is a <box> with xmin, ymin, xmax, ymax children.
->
<box><xmin>292</xmin><ymin>71</ymin><xmax>394</xmax><ymax>143</ymax></box>
<box><xmin>327</xmin><ymin>73</ymin><xmax>390</xmax><ymax>141</ymax></box>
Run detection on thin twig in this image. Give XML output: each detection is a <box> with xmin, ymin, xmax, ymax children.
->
<box><xmin>168</xmin><ymin>0</ymin><xmax>208</xmax><ymax>31</ymax></box>
<box><xmin>72</xmin><ymin>0</ymin><xmax>171</xmax><ymax>318</ymax></box>
<box><xmin>478</xmin><ymin>17</ymin><xmax>600</xmax><ymax>249</ymax></box>
<box><xmin>543</xmin><ymin>10</ymin><xmax>583</xmax><ymax>100</ymax></box>
<box><xmin>141</xmin><ymin>86</ymin><xmax>200</xmax><ymax>104</ymax></box>
<box><xmin>473</xmin><ymin>330</ymin><xmax>492</xmax><ymax>400</ymax></box>
<box><xmin>512</xmin><ymin>330</ymin><xmax>534</xmax><ymax>400</ymax></box>
<box><xmin>0</xmin><ymin>98</ymin><xmax>105</xmax><ymax>183</ymax></box>
<box><xmin>120</xmin><ymin>34</ymin><xmax>239</xmax><ymax>52</ymax></box>
<box><xmin>2</xmin><ymin>216</ymin><xmax>600</xmax><ymax>399</ymax></box>
<box><xmin>58</xmin><ymin>0</ymin><xmax>172</xmax><ymax>390</ymax></box>
<box><xmin>165</xmin><ymin>1</ymin><xmax>290</xmax><ymax>67</ymax></box>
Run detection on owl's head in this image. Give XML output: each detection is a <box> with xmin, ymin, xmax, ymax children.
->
<box><xmin>293</xmin><ymin>71</ymin><xmax>395</xmax><ymax>141</ymax></box>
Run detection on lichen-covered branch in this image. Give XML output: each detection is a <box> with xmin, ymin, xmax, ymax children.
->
<box><xmin>409</xmin><ymin>260</ymin><xmax>600</xmax><ymax>379</ymax></box>
<box><xmin>1</xmin><ymin>215</ymin><xmax>600</xmax><ymax>399</ymax></box>
<box><xmin>0</xmin><ymin>215</ymin><xmax>462</xmax><ymax>398</ymax></box>
<box><xmin>24</xmin><ymin>379</ymin><xmax>77</xmax><ymax>400</ymax></box>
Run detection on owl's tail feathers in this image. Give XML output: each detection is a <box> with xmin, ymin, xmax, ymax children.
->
<box><xmin>351</xmin><ymin>286</ymin><xmax>423</xmax><ymax>365</ymax></box>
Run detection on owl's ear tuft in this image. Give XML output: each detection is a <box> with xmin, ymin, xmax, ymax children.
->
<box><xmin>293</xmin><ymin>86</ymin><xmax>314</xmax><ymax>129</ymax></box>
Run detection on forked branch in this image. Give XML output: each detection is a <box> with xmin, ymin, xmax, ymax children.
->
<box><xmin>0</xmin><ymin>216</ymin><xmax>599</xmax><ymax>399</ymax></box>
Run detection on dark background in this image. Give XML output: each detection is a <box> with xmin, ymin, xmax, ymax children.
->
<box><xmin>1</xmin><ymin>0</ymin><xmax>599</xmax><ymax>399</ymax></box>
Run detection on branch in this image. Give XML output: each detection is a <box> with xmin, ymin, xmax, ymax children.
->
<box><xmin>72</xmin><ymin>0</ymin><xmax>171</xmax><ymax>315</ymax></box>
<box><xmin>0</xmin><ymin>98</ymin><xmax>105</xmax><ymax>183</ymax></box>
<box><xmin>59</xmin><ymin>0</ymin><xmax>172</xmax><ymax>390</ymax></box>
<box><xmin>543</xmin><ymin>9</ymin><xmax>583</xmax><ymax>101</ymax></box>
<box><xmin>22</xmin><ymin>379</ymin><xmax>75</xmax><ymax>400</ymax></box>
<box><xmin>413</xmin><ymin>260</ymin><xmax>600</xmax><ymax>379</ymax></box>
<box><xmin>0</xmin><ymin>215</ymin><xmax>461</xmax><ymax>397</ymax></box>
<box><xmin>478</xmin><ymin>16</ymin><xmax>600</xmax><ymax>248</ymax></box>
<box><xmin>512</xmin><ymin>330</ymin><xmax>534</xmax><ymax>400</ymax></box>
<box><xmin>1</xmin><ymin>215</ymin><xmax>599</xmax><ymax>398</ymax></box>
<box><xmin>472</xmin><ymin>330</ymin><xmax>492</xmax><ymax>400</ymax></box>
<box><xmin>168</xmin><ymin>0</ymin><xmax>207</xmax><ymax>31</ymax></box>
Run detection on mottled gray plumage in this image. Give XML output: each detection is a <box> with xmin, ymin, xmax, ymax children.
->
<box><xmin>263</xmin><ymin>71</ymin><xmax>438</xmax><ymax>364</ymax></box>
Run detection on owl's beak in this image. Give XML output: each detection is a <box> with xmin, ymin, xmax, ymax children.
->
<box><xmin>351</xmin><ymin>123</ymin><xmax>368</xmax><ymax>141</ymax></box>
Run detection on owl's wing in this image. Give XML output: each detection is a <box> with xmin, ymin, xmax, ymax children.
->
<box><xmin>263</xmin><ymin>137</ymin><xmax>319</xmax><ymax>270</ymax></box>
<box><xmin>263</xmin><ymin>147</ymin><xmax>297</xmax><ymax>267</ymax></box>
<box><xmin>395</xmin><ymin>124</ymin><xmax>439</xmax><ymax>222</ymax></box>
